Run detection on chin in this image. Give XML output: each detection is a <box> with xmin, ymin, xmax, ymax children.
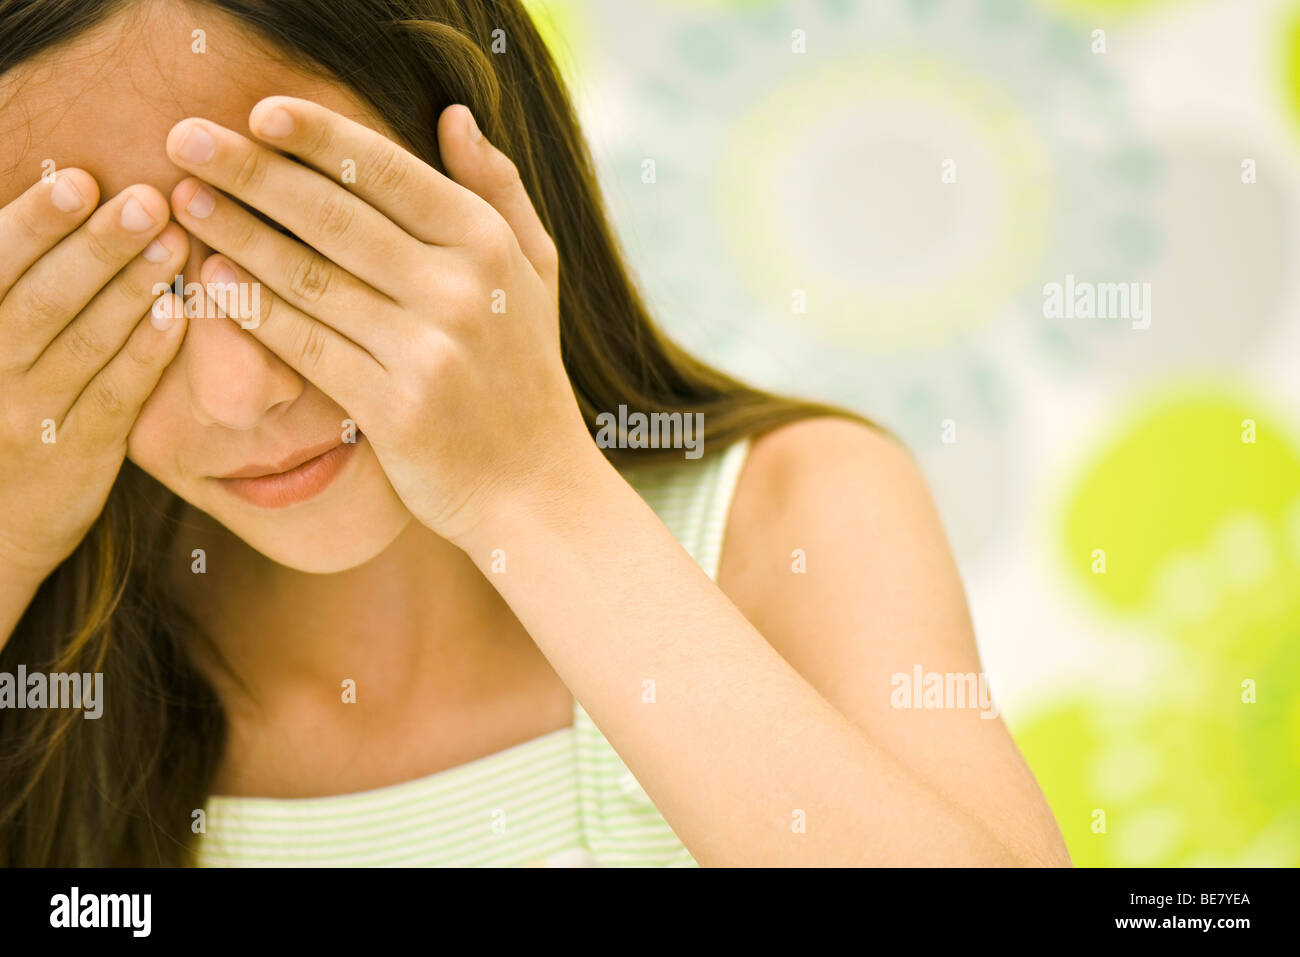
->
<box><xmin>230</xmin><ymin>501</ymin><xmax>413</xmax><ymax>574</ymax></box>
<box><xmin>211</xmin><ymin>453</ymin><xmax>414</xmax><ymax>573</ymax></box>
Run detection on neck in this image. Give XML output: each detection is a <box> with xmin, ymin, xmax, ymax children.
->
<box><xmin>167</xmin><ymin>506</ymin><xmax>524</xmax><ymax>718</ymax></box>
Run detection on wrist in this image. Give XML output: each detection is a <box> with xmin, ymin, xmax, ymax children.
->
<box><xmin>451</xmin><ymin>438</ymin><xmax>622</xmax><ymax>561</ymax></box>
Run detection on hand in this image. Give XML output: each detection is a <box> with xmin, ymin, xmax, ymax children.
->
<box><xmin>165</xmin><ymin>97</ymin><xmax>599</xmax><ymax>546</ymax></box>
<box><xmin>0</xmin><ymin>171</ymin><xmax>188</xmax><ymax>577</ymax></box>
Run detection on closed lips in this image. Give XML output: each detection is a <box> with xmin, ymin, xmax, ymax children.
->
<box><xmin>218</xmin><ymin>436</ymin><xmax>347</xmax><ymax>479</ymax></box>
<box><xmin>213</xmin><ymin>433</ymin><xmax>363</xmax><ymax>509</ymax></box>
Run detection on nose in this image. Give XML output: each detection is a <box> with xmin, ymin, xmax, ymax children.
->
<box><xmin>175</xmin><ymin>238</ymin><xmax>303</xmax><ymax>429</ymax></box>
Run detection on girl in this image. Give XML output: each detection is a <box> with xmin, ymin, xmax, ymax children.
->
<box><xmin>0</xmin><ymin>0</ymin><xmax>1070</xmax><ymax>867</ymax></box>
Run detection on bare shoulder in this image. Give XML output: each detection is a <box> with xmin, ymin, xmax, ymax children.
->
<box><xmin>726</xmin><ymin>414</ymin><xmax>928</xmax><ymax>520</ymax></box>
<box><xmin>718</xmin><ymin>414</ymin><xmax>954</xmax><ymax>634</ymax></box>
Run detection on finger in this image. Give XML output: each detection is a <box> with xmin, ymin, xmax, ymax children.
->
<box><xmin>196</xmin><ymin>253</ymin><xmax>385</xmax><ymax>414</ymax></box>
<box><xmin>29</xmin><ymin>224</ymin><xmax>190</xmax><ymax>414</ymax></box>
<box><xmin>0</xmin><ymin>168</ymin><xmax>100</xmax><ymax>294</ymax></box>
<box><xmin>63</xmin><ymin>292</ymin><xmax>188</xmax><ymax>448</ymax></box>
<box><xmin>170</xmin><ymin>176</ymin><xmax>403</xmax><ymax>356</ymax></box>
<box><xmin>1</xmin><ymin>185</ymin><xmax>172</xmax><ymax>368</ymax></box>
<box><xmin>437</xmin><ymin>105</ymin><xmax>559</xmax><ymax>296</ymax></box>
<box><xmin>246</xmin><ymin>95</ymin><xmax>483</xmax><ymax>248</ymax></box>
<box><xmin>165</xmin><ymin>117</ymin><xmax>421</xmax><ymax>297</ymax></box>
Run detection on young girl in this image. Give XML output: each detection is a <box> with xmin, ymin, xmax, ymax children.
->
<box><xmin>0</xmin><ymin>0</ymin><xmax>1070</xmax><ymax>867</ymax></box>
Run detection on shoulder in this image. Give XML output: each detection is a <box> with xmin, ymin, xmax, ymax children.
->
<box><xmin>717</xmin><ymin>414</ymin><xmax>974</xmax><ymax>699</ymax></box>
<box><xmin>719</xmin><ymin>415</ymin><xmax>954</xmax><ymax>614</ymax></box>
<box><xmin>728</xmin><ymin>414</ymin><xmax>930</xmax><ymax>524</ymax></box>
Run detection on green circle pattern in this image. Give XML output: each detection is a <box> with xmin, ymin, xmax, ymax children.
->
<box><xmin>1016</xmin><ymin>387</ymin><xmax>1300</xmax><ymax>866</ymax></box>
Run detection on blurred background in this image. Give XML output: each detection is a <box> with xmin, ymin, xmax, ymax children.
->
<box><xmin>523</xmin><ymin>0</ymin><xmax>1300</xmax><ymax>866</ymax></box>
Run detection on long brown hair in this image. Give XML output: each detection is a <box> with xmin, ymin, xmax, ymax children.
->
<box><xmin>0</xmin><ymin>0</ymin><xmax>869</xmax><ymax>865</ymax></box>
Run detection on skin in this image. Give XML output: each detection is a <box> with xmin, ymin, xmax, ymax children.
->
<box><xmin>0</xmin><ymin>2</ymin><xmax>575</xmax><ymax>798</ymax></box>
<box><xmin>0</xmin><ymin>3</ymin><xmax>1071</xmax><ymax>864</ymax></box>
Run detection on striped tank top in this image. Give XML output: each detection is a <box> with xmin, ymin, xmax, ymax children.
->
<box><xmin>195</xmin><ymin>437</ymin><xmax>752</xmax><ymax>867</ymax></box>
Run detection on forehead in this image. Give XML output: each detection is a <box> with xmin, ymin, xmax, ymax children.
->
<box><xmin>0</xmin><ymin>2</ymin><xmax>385</xmax><ymax>208</ymax></box>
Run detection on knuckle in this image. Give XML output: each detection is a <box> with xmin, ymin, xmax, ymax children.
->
<box><xmin>82</xmin><ymin>226</ymin><xmax>122</xmax><ymax>270</ymax></box>
<box><xmin>257</xmin><ymin>291</ymin><xmax>279</xmax><ymax>329</ymax></box>
<box><xmin>365</xmin><ymin>143</ymin><xmax>407</xmax><ymax>195</ymax></box>
<box><xmin>435</xmin><ymin>270</ymin><xmax>483</xmax><ymax>322</ymax></box>
<box><xmin>411</xmin><ymin>326</ymin><xmax>444</xmax><ymax>365</ymax></box>
<box><xmin>287</xmin><ymin>253</ymin><xmax>333</xmax><ymax>304</ymax></box>
<box><xmin>312</xmin><ymin>193</ymin><xmax>354</xmax><ymax>243</ymax></box>
<box><xmin>88</xmin><ymin>378</ymin><xmax>127</xmax><ymax>419</ymax></box>
<box><xmin>115</xmin><ymin>267</ymin><xmax>151</xmax><ymax>305</ymax></box>
<box><xmin>469</xmin><ymin>213</ymin><xmax>513</xmax><ymax>260</ymax></box>
<box><xmin>486</xmin><ymin>227</ymin><xmax>516</xmax><ymax>268</ymax></box>
<box><xmin>121</xmin><ymin>325</ymin><xmax>160</xmax><ymax>370</ymax></box>
<box><xmin>231</xmin><ymin>148</ymin><xmax>268</xmax><ymax>192</ymax></box>
<box><xmin>14</xmin><ymin>206</ymin><xmax>48</xmax><ymax>247</ymax></box>
<box><xmin>61</xmin><ymin>325</ymin><xmax>102</xmax><ymax>367</ymax></box>
<box><xmin>291</xmin><ymin>318</ymin><xmax>328</xmax><ymax>370</ymax></box>
<box><xmin>303</xmin><ymin>119</ymin><xmax>334</xmax><ymax>158</ymax></box>
<box><xmin>22</xmin><ymin>280</ymin><xmax>67</xmax><ymax>326</ymax></box>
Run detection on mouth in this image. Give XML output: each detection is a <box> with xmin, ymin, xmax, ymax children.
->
<box><xmin>213</xmin><ymin>432</ymin><xmax>364</xmax><ymax>509</ymax></box>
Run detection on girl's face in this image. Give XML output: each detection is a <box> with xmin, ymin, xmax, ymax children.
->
<box><xmin>0</xmin><ymin>6</ymin><xmax>413</xmax><ymax>572</ymax></box>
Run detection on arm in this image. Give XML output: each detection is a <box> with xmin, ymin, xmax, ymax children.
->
<box><xmin>719</xmin><ymin>417</ymin><xmax>1072</xmax><ymax>866</ymax></box>
<box><xmin>455</xmin><ymin>418</ymin><xmax>1071</xmax><ymax>867</ymax></box>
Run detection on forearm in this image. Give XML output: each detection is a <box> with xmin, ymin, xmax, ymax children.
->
<box><xmin>459</xmin><ymin>450</ymin><xmax>1018</xmax><ymax>867</ymax></box>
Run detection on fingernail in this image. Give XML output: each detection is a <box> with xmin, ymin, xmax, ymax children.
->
<box><xmin>121</xmin><ymin>196</ymin><xmax>157</xmax><ymax>232</ymax></box>
<box><xmin>186</xmin><ymin>185</ymin><xmax>215</xmax><ymax>218</ymax></box>
<box><xmin>50</xmin><ymin>175</ymin><xmax>85</xmax><ymax>212</ymax></box>
<box><xmin>259</xmin><ymin>107</ymin><xmax>294</xmax><ymax>138</ymax></box>
<box><xmin>143</xmin><ymin>239</ymin><xmax>171</xmax><ymax>263</ymax></box>
<box><xmin>151</xmin><ymin>295</ymin><xmax>176</xmax><ymax>331</ymax></box>
<box><xmin>208</xmin><ymin>261</ymin><xmax>238</xmax><ymax>287</ymax></box>
<box><xmin>465</xmin><ymin>107</ymin><xmax>482</xmax><ymax>142</ymax></box>
<box><xmin>177</xmin><ymin>124</ymin><xmax>215</xmax><ymax>164</ymax></box>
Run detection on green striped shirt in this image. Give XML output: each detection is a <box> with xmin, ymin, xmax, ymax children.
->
<box><xmin>196</xmin><ymin>437</ymin><xmax>752</xmax><ymax>867</ymax></box>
